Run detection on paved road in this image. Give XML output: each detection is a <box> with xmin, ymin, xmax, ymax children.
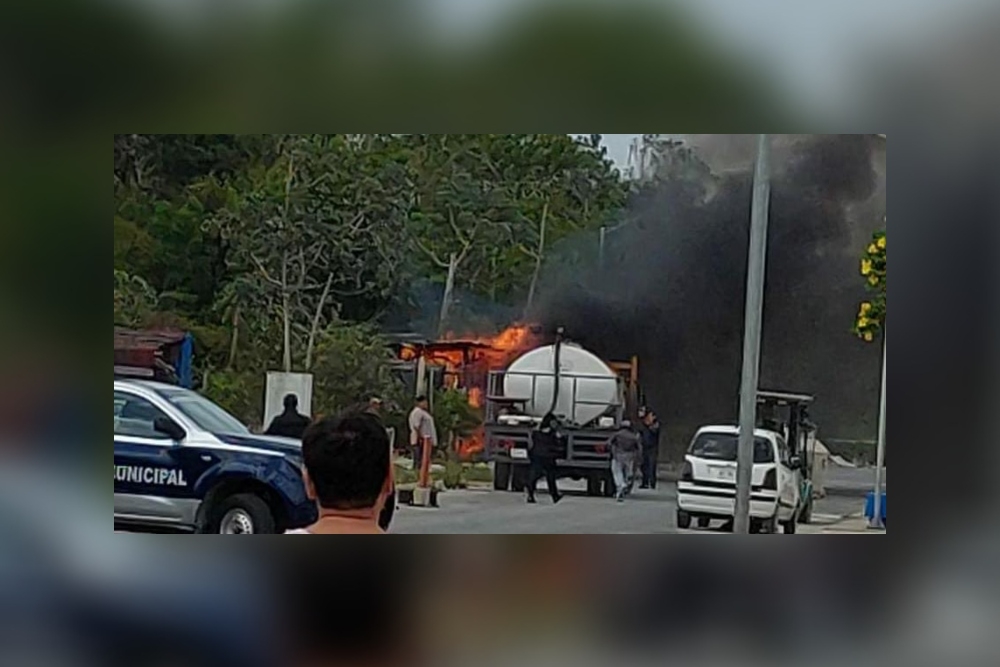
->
<box><xmin>825</xmin><ymin>466</ymin><xmax>885</xmax><ymax>496</ymax></box>
<box><xmin>392</xmin><ymin>480</ymin><xmax>862</xmax><ymax>534</ymax></box>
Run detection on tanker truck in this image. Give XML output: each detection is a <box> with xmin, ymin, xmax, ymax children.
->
<box><xmin>484</xmin><ymin>331</ymin><xmax>641</xmax><ymax>497</ymax></box>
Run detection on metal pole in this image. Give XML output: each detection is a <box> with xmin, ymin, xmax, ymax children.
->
<box><xmin>870</xmin><ymin>329</ymin><xmax>887</xmax><ymax>529</ymax></box>
<box><xmin>735</xmin><ymin>135</ymin><xmax>772</xmax><ymax>535</ymax></box>
<box><xmin>599</xmin><ymin>227</ymin><xmax>607</xmax><ymax>269</ymax></box>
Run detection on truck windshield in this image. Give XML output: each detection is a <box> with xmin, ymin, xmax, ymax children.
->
<box><xmin>157</xmin><ymin>388</ymin><xmax>249</xmax><ymax>435</ymax></box>
<box><xmin>689</xmin><ymin>433</ymin><xmax>775</xmax><ymax>464</ymax></box>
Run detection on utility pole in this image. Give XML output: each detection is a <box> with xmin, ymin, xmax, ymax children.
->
<box><xmin>598</xmin><ymin>227</ymin><xmax>607</xmax><ymax>269</ymax></box>
<box><xmin>734</xmin><ymin>135</ymin><xmax>772</xmax><ymax>535</ymax></box>
<box><xmin>870</xmin><ymin>329</ymin><xmax>887</xmax><ymax>529</ymax></box>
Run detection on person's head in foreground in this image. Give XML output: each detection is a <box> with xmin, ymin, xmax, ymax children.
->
<box><xmin>299</xmin><ymin>411</ymin><xmax>392</xmax><ymax>534</ymax></box>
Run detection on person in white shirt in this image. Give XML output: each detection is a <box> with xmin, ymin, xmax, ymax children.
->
<box><xmin>408</xmin><ymin>396</ymin><xmax>437</xmax><ymax>482</ymax></box>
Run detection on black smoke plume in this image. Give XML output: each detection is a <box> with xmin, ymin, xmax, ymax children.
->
<box><xmin>536</xmin><ymin>135</ymin><xmax>885</xmax><ymax>459</ymax></box>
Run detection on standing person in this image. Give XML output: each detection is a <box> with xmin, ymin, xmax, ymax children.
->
<box><xmin>408</xmin><ymin>396</ymin><xmax>438</xmax><ymax>486</ymax></box>
<box><xmin>289</xmin><ymin>411</ymin><xmax>393</xmax><ymax>534</ymax></box>
<box><xmin>366</xmin><ymin>395</ymin><xmax>384</xmax><ymax>416</ymax></box>
<box><xmin>610</xmin><ymin>421</ymin><xmax>643</xmax><ymax>502</ymax></box>
<box><xmin>265</xmin><ymin>394</ymin><xmax>311</xmax><ymax>440</ymax></box>
<box><xmin>527</xmin><ymin>413</ymin><xmax>564</xmax><ymax>505</ymax></box>
<box><xmin>640</xmin><ymin>410</ymin><xmax>661</xmax><ymax>490</ymax></box>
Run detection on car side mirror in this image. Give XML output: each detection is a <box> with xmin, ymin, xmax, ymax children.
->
<box><xmin>154</xmin><ymin>416</ymin><xmax>186</xmax><ymax>442</ymax></box>
<box><xmin>788</xmin><ymin>456</ymin><xmax>803</xmax><ymax>470</ymax></box>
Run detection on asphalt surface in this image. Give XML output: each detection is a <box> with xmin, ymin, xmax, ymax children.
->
<box><xmin>392</xmin><ymin>479</ymin><xmax>864</xmax><ymax>534</ymax></box>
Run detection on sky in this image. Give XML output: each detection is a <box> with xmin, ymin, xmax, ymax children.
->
<box><xmin>597</xmin><ymin>134</ymin><xmax>639</xmax><ymax>170</ymax></box>
<box><xmin>438</xmin><ymin>0</ymin><xmax>998</xmax><ymax>117</ymax></box>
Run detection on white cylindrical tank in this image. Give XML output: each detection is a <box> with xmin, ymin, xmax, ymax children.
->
<box><xmin>503</xmin><ymin>344</ymin><xmax>619</xmax><ymax>425</ymax></box>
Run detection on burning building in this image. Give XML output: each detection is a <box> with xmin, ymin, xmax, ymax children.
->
<box><xmin>389</xmin><ymin>324</ymin><xmax>544</xmax><ymax>459</ymax></box>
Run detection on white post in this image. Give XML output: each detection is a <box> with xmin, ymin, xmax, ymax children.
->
<box><xmin>870</xmin><ymin>330</ymin><xmax>887</xmax><ymax>529</ymax></box>
<box><xmin>735</xmin><ymin>135</ymin><xmax>772</xmax><ymax>535</ymax></box>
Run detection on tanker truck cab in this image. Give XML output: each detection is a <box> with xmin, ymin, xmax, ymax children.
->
<box><xmin>676</xmin><ymin>426</ymin><xmax>802</xmax><ymax>534</ymax></box>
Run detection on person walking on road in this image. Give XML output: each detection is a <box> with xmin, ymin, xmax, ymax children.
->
<box><xmin>265</xmin><ymin>394</ymin><xmax>311</xmax><ymax>440</ymax></box>
<box><xmin>639</xmin><ymin>409</ymin><xmax>661</xmax><ymax>490</ymax></box>
<box><xmin>610</xmin><ymin>421</ymin><xmax>643</xmax><ymax>502</ymax></box>
<box><xmin>408</xmin><ymin>395</ymin><xmax>438</xmax><ymax>486</ymax></box>
<box><xmin>527</xmin><ymin>413</ymin><xmax>565</xmax><ymax>505</ymax></box>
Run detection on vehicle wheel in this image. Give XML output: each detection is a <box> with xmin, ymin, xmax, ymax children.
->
<box><xmin>676</xmin><ymin>510</ymin><xmax>692</xmax><ymax>530</ymax></box>
<box><xmin>208</xmin><ymin>493</ymin><xmax>276</xmax><ymax>535</ymax></box>
<box><xmin>782</xmin><ymin>518</ymin><xmax>797</xmax><ymax>534</ymax></box>
<box><xmin>494</xmin><ymin>461</ymin><xmax>512</xmax><ymax>491</ymax></box>
<box><xmin>603</xmin><ymin>474</ymin><xmax>617</xmax><ymax>498</ymax></box>
<box><xmin>586</xmin><ymin>475</ymin><xmax>602</xmax><ymax>497</ymax></box>
<box><xmin>697</xmin><ymin>517</ymin><xmax>711</xmax><ymax>529</ymax></box>
<box><xmin>511</xmin><ymin>465</ymin><xmax>528</xmax><ymax>493</ymax></box>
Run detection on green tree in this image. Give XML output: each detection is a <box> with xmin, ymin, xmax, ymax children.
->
<box><xmin>114</xmin><ymin>270</ymin><xmax>158</xmax><ymax>328</ymax></box>
<box><xmin>855</xmin><ymin>227</ymin><xmax>886</xmax><ymax>341</ymax></box>
<box><xmin>207</xmin><ymin>135</ymin><xmax>412</xmax><ymax>372</ymax></box>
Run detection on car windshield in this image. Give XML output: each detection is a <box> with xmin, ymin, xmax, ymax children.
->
<box><xmin>157</xmin><ymin>387</ymin><xmax>249</xmax><ymax>435</ymax></box>
<box><xmin>689</xmin><ymin>433</ymin><xmax>775</xmax><ymax>464</ymax></box>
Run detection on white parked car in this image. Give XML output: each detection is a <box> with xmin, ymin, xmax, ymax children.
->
<box><xmin>676</xmin><ymin>426</ymin><xmax>802</xmax><ymax>534</ymax></box>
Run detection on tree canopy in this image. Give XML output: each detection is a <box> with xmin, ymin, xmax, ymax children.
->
<box><xmin>113</xmin><ymin>134</ymin><xmax>628</xmax><ymax>426</ymax></box>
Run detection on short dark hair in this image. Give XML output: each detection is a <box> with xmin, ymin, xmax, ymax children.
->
<box><xmin>302</xmin><ymin>411</ymin><xmax>390</xmax><ymax>510</ymax></box>
<box><xmin>415</xmin><ymin>395</ymin><xmax>428</xmax><ymax>404</ymax></box>
<box><xmin>283</xmin><ymin>394</ymin><xmax>298</xmax><ymax>410</ymax></box>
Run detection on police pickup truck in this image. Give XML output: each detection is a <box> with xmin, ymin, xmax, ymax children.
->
<box><xmin>114</xmin><ymin>380</ymin><xmax>318</xmax><ymax>534</ymax></box>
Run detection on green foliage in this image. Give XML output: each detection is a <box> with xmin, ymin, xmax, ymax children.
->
<box><xmin>431</xmin><ymin>388</ymin><xmax>483</xmax><ymax>452</ymax></box>
<box><xmin>310</xmin><ymin>324</ymin><xmax>405</xmax><ymax>418</ymax></box>
<box><xmin>113</xmin><ymin>270</ymin><xmax>158</xmax><ymax>327</ymax></box>
<box><xmin>114</xmin><ymin>134</ymin><xmax>629</xmax><ymax>428</ymax></box>
<box><xmin>855</xmin><ymin>228</ymin><xmax>886</xmax><ymax>342</ymax></box>
<box><xmin>202</xmin><ymin>368</ymin><xmax>265</xmax><ymax>430</ymax></box>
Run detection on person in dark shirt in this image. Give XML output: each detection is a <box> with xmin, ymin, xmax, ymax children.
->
<box><xmin>639</xmin><ymin>410</ymin><xmax>662</xmax><ymax>490</ymax></box>
<box><xmin>265</xmin><ymin>394</ymin><xmax>312</xmax><ymax>440</ymax></box>
<box><xmin>527</xmin><ymin>413</ymin><xmax>565</xmax><ymax>505</ymax></box>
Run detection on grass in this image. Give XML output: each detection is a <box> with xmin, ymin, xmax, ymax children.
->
<box><xmin>393</xmin><ymin>459</ymin><xmax>494</xmax><ymax>490</ymax></box>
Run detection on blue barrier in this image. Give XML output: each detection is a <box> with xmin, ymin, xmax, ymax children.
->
<box><xmin>865</xmin><ymin>492</ymin><xmax>886</xmax><ymax>524</ymax></box>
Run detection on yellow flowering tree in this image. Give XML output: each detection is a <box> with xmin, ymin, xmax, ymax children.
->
<box><xmin>855</xmin><ymin>228</ymin><xmax>886</xmax><ymax>342</ymax></box>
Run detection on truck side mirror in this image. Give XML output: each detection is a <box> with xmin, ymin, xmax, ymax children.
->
<box><xmin>788</xmin><ymin>455</ymin><xmax>803</xmax><ymax>470</ymax></box>
<box><xmin>154</xmin><ymin>416</ymin><xmax>187</xmax><ymax>442</ymax></box>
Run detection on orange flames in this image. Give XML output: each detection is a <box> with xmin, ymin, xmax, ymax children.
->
<box><xmin>401</xmin><ymin>324</ymin><xmax>541</xmax><ymax>460</ymax></box>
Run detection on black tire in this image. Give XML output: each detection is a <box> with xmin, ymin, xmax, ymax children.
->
<box><xmin>206</xmin><ymin>493</ymin><xmax>276</xmax><ymax>535</ymax></box>
<box><xmin>586</xmin><ymin>475</ymin><xmax>602</xmax><ymax>497</ymax></box>
<box><xmin>603</xmin><ymin>473</ymin><xmax>617</xmax><ymax>498</ymax></box>
<box><xmin>697</xmin><ymin>517</ymin><xmax>711</xmax><ymax>529</ymax></box>
<box><xmin>511</xmin><ymin>464</ymin><xmax>529</xmax><ymax>493</ymax></box>
<box><xmin>494</xmin><ymin>461</ymin><xmax>512</xmax><ymax>491</ymax></box>
<box><xmin>782</xmin><ymin>518</ymin><xmax>797</xmax><ymax>534</ymax></box>
<box><xmin>676</xmin><ymin>510</ymin><xmax>692</xmax><ymax>530</ymax></box>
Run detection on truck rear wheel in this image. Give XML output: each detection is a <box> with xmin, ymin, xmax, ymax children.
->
<box><xmin>586</xmin><ymin>475</ymin><xmax>602</xmax><ymax>497</ymax></box>
<box><xmin>602</xmin><ymin>473</ymin><xmax>617</xmax><ymax>498</ymax></box>
<box><xmin>494</xmin><ymin>462</ymin><xmax>512</xmax><ymax>491</ymax></box>
<box><xmin>511</xmin><ymin>464</ymin><xmax>529</xmax><ymax>493</ymax></box>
